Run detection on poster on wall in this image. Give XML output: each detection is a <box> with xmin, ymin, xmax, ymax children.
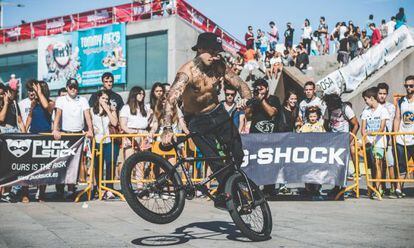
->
<box><xmin>73</xmin><ymin>23</ymin><xmax>126</xmax><ymax>87</ymax></box>
<box><xmin>38</xmin><ymin>34</ymin><xmax>80</xmax><ymax>90</ymax></box>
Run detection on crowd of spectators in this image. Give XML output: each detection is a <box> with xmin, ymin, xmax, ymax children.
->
<box><xmin>0</xmin><ymin>6</ymin><xmax>411</xmax><ymax>203</ymax></box>
<box><xmin>0</xmin><ymin>71</ymin><xmax>413</xmax><ymax>202</ymax></box>
<box><xmin>237</xmin><ymin>7</ymin><xmax>408</xmax><ymax>76</ymax></box>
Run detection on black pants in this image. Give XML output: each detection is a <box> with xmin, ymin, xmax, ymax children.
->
<box><xmin>185</xmin><ymin>105</ymin><xmax>244</xmax><ymax>188</ymax></box>
<box><xmin>303</xmin><ymin>38</ymin><xmax>311</xmax><ymax>55</ymax></box>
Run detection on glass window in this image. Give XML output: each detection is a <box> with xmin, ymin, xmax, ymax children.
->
<box><xmin>146</xmin><ymin>33</ymin><xmax>168</xmax><ymax>89</ymax></box>
<box><xmin>127</xmin><ymin>35</ymin><xmax>146</xmax><ymax>90</ymax></box>
<box><xmin>126</xmin><ymin>31</ymin><xmax>168</xmax><ymax>90</ymax></box>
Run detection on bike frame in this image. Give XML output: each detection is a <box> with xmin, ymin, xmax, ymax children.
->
<box><xmin>164</xmin><ymin>131</ymin><xmax>256</xmax><ymax>203</ymax></box>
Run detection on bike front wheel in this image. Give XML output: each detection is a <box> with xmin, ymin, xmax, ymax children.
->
<box><xmin>225</xmin><ymin>173</ymin><xmax>272</xmax><ymax>241</ymax></box>
<box><xmin>120</xmin><ymin>151</ymin><xmax>185</xmax><ymax>224</ymax></box>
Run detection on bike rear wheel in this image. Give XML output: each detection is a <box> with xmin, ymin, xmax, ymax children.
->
<box><xmin>120</xmin><ymin>151</ymin><xmax>185</xmax><ymax>224</ymax></box>
<box><xmin>225</xmin><ymin>173</ymin><xmax>272</xmax><ymax>241</ymax></box>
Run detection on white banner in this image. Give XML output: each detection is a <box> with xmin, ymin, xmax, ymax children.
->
<box><xmin>317</xmin><ymin>25</ymin><xmax>414</xmax><ymax>95</ymax></box>
<box><xmin>340</xmin><ymin>55</ymin><xmax>366</xmax><ymax>92</ymax></box>
<box><xmin>38</xmin><ymin>34</ymin><xmax>79</xmax><ymax>90</ymax></box>
<box><xmin>315</xmin><ymin>70</ymin><xmax>345</xmax><ymax>95</ymax></box>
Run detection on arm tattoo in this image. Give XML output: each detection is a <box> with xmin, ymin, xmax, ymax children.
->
<box><xmin>163</xmin><ymin>72</ymin><xmax>189</xmax><ymax>126</ymax></box>
<box><xmin>225</xmin><ymin>69</ymin><xmax>252</xmax><ymax>99</ymax></box>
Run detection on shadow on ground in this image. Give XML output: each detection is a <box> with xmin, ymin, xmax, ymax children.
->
<box><xmin>131</xmin><ymin>221</ymin><xmax>264</xmax><ymax>246</ymax></box>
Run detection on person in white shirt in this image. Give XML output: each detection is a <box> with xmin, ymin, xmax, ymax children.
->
<box><xmin>376</xmin><ymin>83</ymin><xmax>399</xmax><ymax>196</ymax></box>
<box><xmin>386</xmin><ymin>16</ymin><xmax>396</xmax><ymax>36</ymax></box>
<box><xmin>392</xmin><ymin>75</ymin><xmax>414</xmax><ymax>198</ymax></box>
<box><xmin>18</xmin><ymin>79</ymin><xmax>37</xmax><ymax>127</ymax></box>
<box><xmin>119</xmin><ymin>86</ymin><xmax>151</xmax><ymax>189</ymax></box>
<box><xmin>90</xmin><ymin>90</ymin><xmax>118</xmax><ymax>199</ymax></box>
<box><xmin>52</xmin><ymin>78</ymin><xmax>93</xmax><ymax>199</ymax></box>
<box><xmin>301</xmin><ymin>18</ymin><xmax>312</xmax><ymax>55</ymax></box>
<box><xmin>297</xmin><ymin>81</ymin><xmax>326</xmax><ymax>129</ymax></box>
<box><xmin>361</xmin><ymin>87</ymin><xmax>389</xmax><ymax>198</ymax></box>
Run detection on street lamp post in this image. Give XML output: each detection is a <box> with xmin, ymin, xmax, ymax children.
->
<box><xmin>0</xmin><ymin>1</ymin><xmax>25</xmax><ymax>29</ymax></box>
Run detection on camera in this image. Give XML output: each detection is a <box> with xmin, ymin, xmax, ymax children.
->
<box><xmin>253</xmin><ymin>87</ymin><xmax>260</xmax><ymax>96</ymax></box>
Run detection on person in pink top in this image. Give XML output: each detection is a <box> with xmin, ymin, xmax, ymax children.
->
<box><xmin>268</xmin><ymin>21</ymin><xmax>279</xmax><ymax>51</ymax></box>
<box><xmin>369</xmin><ymin>23</ymin><xmax>382</xmax><ymax>46</ymax></box>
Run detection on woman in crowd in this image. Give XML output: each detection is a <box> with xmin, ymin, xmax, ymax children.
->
<box><xmin>301</xmin><ymin>19</ymin><xmax>312</xmax><ymax>55</ymax></box>
<box><xmin>395</xmin><ymin>7</ymin><xmax>406</xmax><ymax>29</ymax></box>
<box><xmin>0</xmin><ymin>84</ymin><xmax>25</xmax><ymax>203</ymax></box>
<box><xmin>119</xmin><ymin>86</ymin><xmax>151</xmax><ymax>188</ymax></box>
<box><xmin>91</xmin><ymin>90</ymin><xmax>118</xmax><ymax>199</ymax></box>
<box><xmin>149</xmin><ymin>82</ymin><xmax>165</xmax><ymax>111</ymax></box>
<box><xmin>24</xmin><ymin>81</ymin><xmax>54</xmax><ymax>202</ymax></box>
<box><xmin>278</xmin><ymin>91</ymin><xmax>299</xmax><ymax>132</ymax></box>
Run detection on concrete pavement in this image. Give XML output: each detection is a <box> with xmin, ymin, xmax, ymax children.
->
<box><xmin>0</xmin><ymin>196</ymin><xmax>413</xmax><ymax>248</ymax></box>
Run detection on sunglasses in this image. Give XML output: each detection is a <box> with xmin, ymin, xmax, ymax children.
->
<box><xmin>404</xmin><ymin>84</ymin><xmax>414</xmax><ymax>89</ymax></box>
<box><xmin>225</xmin><ymin>93</ymin><xmax>236</xmax><ymax>97</ymax></box>
<box><xmin>68</xmin><ymin>85</ymin><xmax>78</xmax><ymax>90</ymax></box>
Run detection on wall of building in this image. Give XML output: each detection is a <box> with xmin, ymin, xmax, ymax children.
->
<box><xmin>0</xmin><ymin>16</ymin><xmax>200</xmax><ymax>99</ymax></box>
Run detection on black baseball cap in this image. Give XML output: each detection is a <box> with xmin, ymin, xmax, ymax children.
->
<box><xmin>192</xmin><ymin>32</ymin><xmax>224</xmax><ymax>52</ymax></box>
<box><xmin>66</xmin><ymin>78</ymin><xmax>79</xmax><ymax>88</ymax></box>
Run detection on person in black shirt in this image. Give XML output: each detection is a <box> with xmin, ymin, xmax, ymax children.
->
<box><xmin>284</xmin><ymin>22</ymin><xmax>294</xmax><ymax>50</ymax></box>
<box><xmin>89</xmin><ymin>72</ymin><xmax>124</xmax><ymax>113</ymax></box>
<box><xmin>337</xmin><ymin>32</ymin><xmax>350</xmax><ymax>67</ymax></box>
<box><xmin>249</xmin><ymin>78</ymin><xmax>281</xmax><ymax>196</ymax></box>
<box><xmin>295</xmin><ymin>45</ymin><xmax>309</xmax><ymax>70</ymax></box>
<box><xmin>279</xmin><ymin>90</ymin><xmax>299</xmax><ymax>132</ymax></box>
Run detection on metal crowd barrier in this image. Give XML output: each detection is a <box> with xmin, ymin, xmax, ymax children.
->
<box><xmin>362</xmin><ymin>132</ymin><xmax>414</xmax><ymax>200</ymax></box>
<box><xmin>95</xmin><ymin>133</ymin><xmax>208</xmax><ymax>201</ymax></box>
<box><xmin>335</xmin><ymin>133</ymin><xmax>360</xmax><ymax>200</ymax></box>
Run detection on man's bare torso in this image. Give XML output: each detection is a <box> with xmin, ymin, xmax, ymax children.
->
<box><xmin>180</xmin><ymin>59</ymin><xmax>226</xmax><ymax>115</ymax></box>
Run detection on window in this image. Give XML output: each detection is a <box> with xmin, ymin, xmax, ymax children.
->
<box><xmin>127</xmin><ymin>31</ymin><xmax>168</xmax><ymax>90</ymax></box>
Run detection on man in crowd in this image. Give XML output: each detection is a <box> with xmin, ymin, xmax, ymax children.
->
<box><xmin>52</xmin><ymin>78</ymin><xmax>93</xmax><ymax>200</ymax></box>
<box><xmin>245</xmin><ymin>26</ymin><xmax>255</xmax><ymax>50</ymax></box>
<box><xmin>89</xmin><ymin>72</ymin><xmax>124</xmax><ymax>113</ymax></box>
<box><xmin>268</xmin><ymin>21</ymin><xmax>279</xmax><ymax>51</ymax></box>
<box><xmin>376</xmin><ymin>82</ymin><xmax>400</xmax><ymax>197</ymax></box>
<box><xmin>221</xmin><ymin>84</ymin><xmax>247</xmax><ymax>133</ymax></box>
<box><xmin>298</xmin><ymin>81</ymin><xmax>326</xmax><ymax>129</ymax></box>
<box><xmin>386</xmin><ymin>16</ymin><xmax>396</xmax><ymax>37</ymax></box>
<box><xmin>284</xmin><ymin>22</ymin><xmax>294</xmax><ymax>50</ymax></box>
<box><xmin>161</xmin><ymin>32</ymin><xmax>251</xmax><ymax>209</ymax></box>
<box><xmin>249</xmin><ymin>78</ymin><xmax>282</xmax><ymax>196</ymax></box>
<box><xmin>369</xmin><ymin>23</ymin><xmax>382</xmax><ymax>46</ymax></box>
<box><xmin>317</xmin><ymin>16</ymin><xmax>329</xmax><ymax>55</ymax></box>
<box><xmin>392</xmin><ymin>76</ymin><xmax>414</xmax><ymax>198</ymax></box>
<box><xmin>361</xmin><ymin>87</ymin><xmax>389</xmax><ymax>199</ymax></box>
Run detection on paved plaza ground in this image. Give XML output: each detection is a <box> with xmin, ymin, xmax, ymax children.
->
<box><xmin>0</xmin><ymin>192</ymin><xmax>413</xmax><ymax>248</ymax></box>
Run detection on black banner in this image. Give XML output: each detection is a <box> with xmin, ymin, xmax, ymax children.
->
<box><xmin>0</xmin><ymin>134</ymin><xmax>85</xmax><ymax>187</ymax></box>
<box><xmin>241</xmin><ymin>132</ymin><xmax>350</xmax><ymax>186</ymax></box>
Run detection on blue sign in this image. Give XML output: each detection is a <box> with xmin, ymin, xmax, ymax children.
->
<box><xmin>73</xmin><ymin>23</ymin><xmax>126</xmax><ymax>87</ymax></box>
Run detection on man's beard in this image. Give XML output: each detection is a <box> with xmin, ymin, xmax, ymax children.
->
<box><xmin>193</xmin><ymin>56</ymin><xmax>209</xmax><ymax>72</ymax></box>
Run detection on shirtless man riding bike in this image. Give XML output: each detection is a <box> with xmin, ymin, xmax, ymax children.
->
<box><xmin>160</xmin><ymin>32</ymin><xmax>252</xmax><ymax>208</ymax></box>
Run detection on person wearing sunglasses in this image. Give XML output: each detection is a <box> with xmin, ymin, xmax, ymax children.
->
<box><xmin>52</xmin><ymin>78</ymin><xmax>93</xmax><ymax>200</ymax></box>
<box><xmin>220</xmin><ymin>84</ymin><xmax>247</xmax><ymax>133</ymax></box>
<box><xmin>161</xmin><ymin>32</ymin><xmax>251</xmax><ymax>210</ymax></box>
<box><xmin>245</xmin><ymin>26</ymin><xmax>255</xmax><ymax>50</ymax></box>
<box><xmin>392</xmin><ymin>75</ymin><xmax>414</xmax><ymax>198</ymax></box>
